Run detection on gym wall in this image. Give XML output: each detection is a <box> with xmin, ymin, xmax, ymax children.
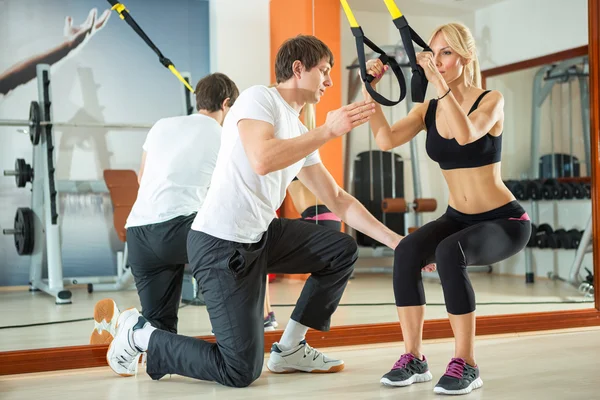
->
<box><xmin>209</xmin><ymin>0</ymin><xmax>270</xmax><ymax>92</ymax></box>
<box><xmin>0</xmin><ymin>0</ymin><xmax>210</xmax><ymax>286</ymax></box>
<box><xmin>475</xmin><ymin>0</ymin><xmax>589</xmax><ymax>70</ymax></box>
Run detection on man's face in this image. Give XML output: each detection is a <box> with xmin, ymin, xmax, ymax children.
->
<box><xmin>299</xmin><ymin>57</ymin><xmax>333</xmax><ymax>104</ymax></box>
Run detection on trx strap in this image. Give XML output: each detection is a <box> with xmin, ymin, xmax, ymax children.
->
<box><xmin>382</xmin><ymin>0</ymin><xmax>432</xmax><ymax>103</ymax></box>
<box><xmin>106</xmin><ymin>1</ymin><xmax>194</xmax><ymax>93</ymax></box>
<box><xmin>340</xmin><ymin>0</ymin><xmax>406</xmax><ymax>106</ymax></box>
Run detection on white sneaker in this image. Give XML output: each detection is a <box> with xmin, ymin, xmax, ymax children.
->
<box><xmin>266</xmin><ymin>340</ymin><xmax>345</xmax><ymax>373</ymax></box>
<box><xmin>106</xmin><ymin>308</ymin><xmax>146</xmax><ymax>377</ymax></box>
<box><xmin>90</xmin><ymin>298</ymin><xmax>120</xmax><ymax>345</ymax></box>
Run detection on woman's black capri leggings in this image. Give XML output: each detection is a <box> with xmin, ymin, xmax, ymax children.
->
<box><xmin>394</xmin><ymin>201</ymin><xmax>531</xmax><ymax>315</ymax></box>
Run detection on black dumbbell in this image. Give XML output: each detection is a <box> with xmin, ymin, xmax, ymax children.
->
<box><xmin>560</xmin><ymin>182</ymin><xmax>574</xmax><ymax>199</ymax></box>
<box><xmin>566</xmin><ymin>229</ymin><xmax>583</xmax><ymax>249</ymax></box>
<box><xmin>526</xmin><ymin>180</ymin><xmax>544</xmax><ymax>200</ymax></box>
<box><xmin>505</xmin><ymin>180</ymin><xmax>516</xmax><ymax>194</ymax></box>
<box><xmin>516</xmin><ymin>181</ymin><xmax>528</xmax><ymax>200</ymax></box>
<box><xmin>551</xmin><ymin>229</ymin><xmax>569</xmax><ymax>249</ymax></box>
<box><xmin>583</xmin><ymin>183</ymin><xmax>591</xmax><ymax>199</ymax></box>
<box><xmin>543</xmin><ymin>179</ymin><xmax>563</xmax><ymax>200</ymax></box>
<box><xmin>535</xmin><ymin>223</ymin><xmax>555</xmax><ymax>248</ymax></box>
<box><xmin>506</xmin><ymin>180</ymin><xmax>527</xmax><ymax>200</ymax></box>
<box><xmin>570</xmin><ymin>182</ymin><xmax>586</xmax><ymax>199</ymax></box>
<box><xmin>527</xmin><ymin>224</ymin><xmax>537</xmax><ymax>247</ymax></box>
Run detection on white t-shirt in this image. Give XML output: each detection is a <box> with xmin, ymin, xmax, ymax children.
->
<box><xmin>191</xmin><ymin>85</ymin><xmax>321</xmax><ymax>243</ymax></box>
<box><xmin>126</xmin><ymin>114</ymin><xmax>222</xmax><ymax>228</ymax></box>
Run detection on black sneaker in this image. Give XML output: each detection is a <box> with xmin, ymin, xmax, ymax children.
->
<box><xmin>433</xmin><ymin>358</ymin><xmax>483</xmax><ymax>395</ymax></box>
<box><xmin>380</xmin><ymin>353</ymin><xmax>433</xmax><ymax>386</ymax></box>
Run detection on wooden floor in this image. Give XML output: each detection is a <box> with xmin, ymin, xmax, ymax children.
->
<box><xmin>1</xmin><ymin>327</ymin><xmax>599</xmax><ymax>399</ymax></box>
<box><xmin>0</xmin><ymin>272</ymin><xmax>593</xmax><ymax>352</ymax></box>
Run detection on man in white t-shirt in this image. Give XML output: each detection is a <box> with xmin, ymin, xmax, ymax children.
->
<box><xmin>106</xmin><ymin>35</ymin><xmax>403</xmax><ymax>387</ymax></box>
<box><xmin>89</xmin><ymin>73</ymin><xmax>239</xmax><ymax>344</ymax></box>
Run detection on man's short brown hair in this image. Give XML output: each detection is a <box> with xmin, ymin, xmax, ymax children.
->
<box><xmin>274</xmin><ymin>35</ymin><xmax>334</xmax><ymax>84</ymax></box>
<box><xmin>195</xmin><ymin>73</ymin><xmax>239</xmax><ymax>112</ymax></box>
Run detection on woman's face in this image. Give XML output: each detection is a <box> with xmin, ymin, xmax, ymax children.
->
<box><xmin>430</xmin><ymin>33</ymin><xmax>468</xmax><ymax>85</ymax></box>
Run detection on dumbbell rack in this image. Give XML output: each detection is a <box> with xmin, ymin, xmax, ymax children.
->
<box><xmin>525</xmin><ymin>55</ymin><xmax>592</xmax><ymax>295</ymax></box>
<box><xmin>523</xmin><ymin>197</ymin><xmax>593</xmax><ymax>296</ymax></box>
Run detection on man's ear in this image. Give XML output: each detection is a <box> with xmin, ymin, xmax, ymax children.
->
<box><xmin>221</xmin><ymin>97</ymin><xmax>230</xmax><ymax>110</ymax></box>
<box><xmin>292</xmin><ymin>60</ymin><xmax>304</xmax><ymax>79</ymax></box>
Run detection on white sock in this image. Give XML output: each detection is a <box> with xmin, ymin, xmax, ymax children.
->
<box><xmin>278</xmin><ymin>319</ymin><xmax>308</xmax><ymax>351</ymax></box>
<box><xmin>132</xmin><ymin>324</ymin><xmax>156</xmax><ymax>352</ymax></box>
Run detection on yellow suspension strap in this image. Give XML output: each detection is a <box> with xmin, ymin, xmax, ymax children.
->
<box><xmin>382</xmin><ymin>0</ymin><xmax>432</xmax><ymax>103</ymax></box>
<box><xmin>340</xmin><ymin>0</ymin><xmax>406</xmax><ymax>106</ymax></box>
<box><xmin>107</xmin><ymin>1</ymin><xmax>194</xmax><ymax>93</ymax></box>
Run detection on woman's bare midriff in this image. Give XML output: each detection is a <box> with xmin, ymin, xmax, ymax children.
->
<box><xmin>288</xmin><ymin>180</ymin><xmax>324</xmax><ymax>213</ymax></box>
<box><xmin>441</xmin><ymin>162</ymin><xmax>515</xmax><ymax>214</ymax></box>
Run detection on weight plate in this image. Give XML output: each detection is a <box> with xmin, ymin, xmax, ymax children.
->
<box><xmin>29</xmin><ymin>101</ymin><xmax>41</xmax><ymax>145</ymax></box>
<box><xmin>15</xmin><ymin>158</ymin><xmax>26</xmax><ymax>188</ymax></box>
<box><xmin>14</xmin><ymin>207</ymin><xmax>34</xmax><ymax>255</ymax></box>
<box><xmin>13</xmin><ymin>158</ymin><xmax>33</xmax><ymax>188</ymax></box>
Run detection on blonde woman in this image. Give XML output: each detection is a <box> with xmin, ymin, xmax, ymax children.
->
<box><xmin>364</xmin><ymin>23</ymin><xmax>531</xmax><ymax>395</ymax></box>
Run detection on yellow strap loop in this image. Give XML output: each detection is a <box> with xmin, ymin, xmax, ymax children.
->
<box><xmin>383</xmin><ymin>0</ymin><xmax>403</xmax><ymax>19</ymax></box>
<box><xmin>111</xmin><ymin>3</ymin><xmax>128</xmax><ymax>20</ymax></box>
<box><xmin>339</xmin><ymin>0</ymin><xmax>360</xmax><ymax>28</ymax></box>
<box><xmin>168</xmin><ymin>65</ymin><xmax>194</xmax><ymax>93</ymax></box>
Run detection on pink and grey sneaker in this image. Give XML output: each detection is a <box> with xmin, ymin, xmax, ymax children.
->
<box><xmin>265</xmin><ymin>311</ymin><xmax>278</xmax><ymax>329</ymax></box>
<box><xmin>380</xmin><ymin>353</ymin><xmax>433</xmax><ymax>387</ymax></box>
<box><xmin>433</xmin><ymin>358</ymin><xmax>483</xmax><ymax>395</ymax></box>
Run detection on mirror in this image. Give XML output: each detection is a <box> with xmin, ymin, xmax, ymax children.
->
<box><xmin>0</xmin><ymin>0</ymin><xmax>597</xmax><ymax>366</ymax></box>
<box><xmin>484</xmin><ymin>49</ymin><xmax>594</xmax><ymax>312</ymax></box>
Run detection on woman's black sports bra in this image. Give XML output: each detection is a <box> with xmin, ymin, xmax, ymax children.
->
<box><xmin>424</xmin><ymin>90</ymin><xmax>502</xmax><ymax>170</ymax></box>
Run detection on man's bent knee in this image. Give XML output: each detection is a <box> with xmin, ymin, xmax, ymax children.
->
<box><xmin>223</xmin><ymin>366</ymin><xmax>262</xmax><ymax>388</ymax></box>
